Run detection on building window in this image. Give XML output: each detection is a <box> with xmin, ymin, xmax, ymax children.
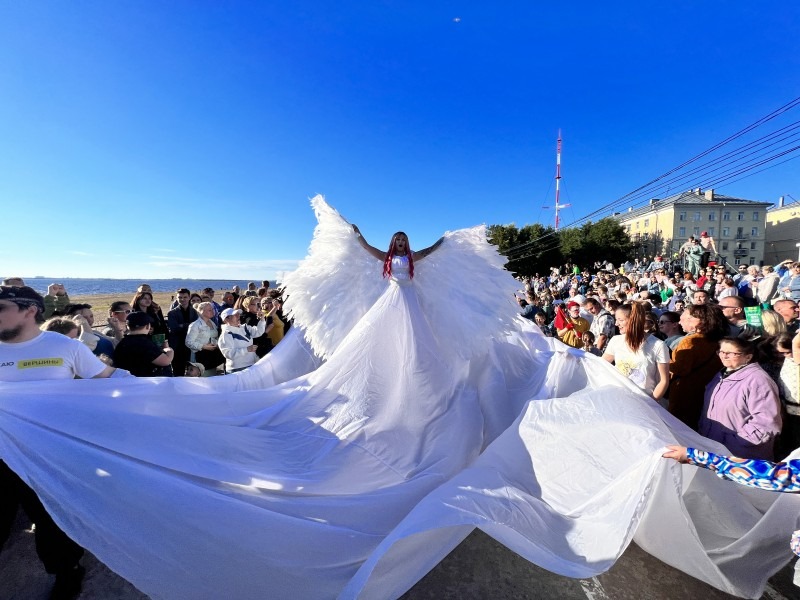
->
<box><xmin>734</xmin><ymin>258</ymin><xmax>741</xmax><ymax>265</ymax></box>
<box><xmin>751</xmin><ymin>226</ymin><xmax>758</xmax><ymax>236</ymax></box>
<box><xmin>736</xmin><ymin>227</ymin><xmax>744</xmax><ymax>239</ymax></box>
<box><xmin>723</xmin><ymin>211</ymin><xmax>731</xmax><ymax>221</ymax></box>
<box><xmin>722</xmin><ymin>241</ymin><xmax>729</xmax><ymax>251</ymax></box>
<box><xmin>750</xmin><ymin>242</ymin><xmax>756</xmax><ymax>250</ymax></box>
<box><xmin>753</xmin><ymin>211</ymin><xmax>759</xmax><ymax>221</ymax></box>
<box><xmin>678</xmin><ymin>227</ymin><xmax>686</xmax><ymax>237</ymax></box>
<box><xmin>722</xmin><ymin>227</ymin><xmax>730</xmax><ymax>237</ymax></box>
<box><xmin>749</xmin><ymin>257</ymin><xmax>756</xmax><ymax>265</ymax></box>
<box><xmin>679</xmin><ymin>211</ymin><xmax>687</xmax><ymax>221</ymax></box>
<box><xmin>738</xmin><ymin>211</ymin><xmax>745</xmax><ymax>221</ymax></box>
<box><xmin>644</xmin><ymin>219</ymin><xmax>649</xmax><ymax>227</ymax></box>
<box><xmin>692</xmin><ymin>211</ymin><xmax>701</xmax><ymax>221</ymax></box>
<box><xmin>693</xmin><ymin>227</ymin><xmax>700</xmax><ymax>236</ymax></box>
<box><xmin>708</xmin><ymin>212</ymin><xmax>716</xmax><ymax>221</ymax></box>
<box><xmin>708</xmin><ymin>227</ymin><xmax>715</xmax><ymax>237</ymax></box>
<box><xmin>636</xmin><ymin>221</ymin><xmax>640</xmax><ymax>229</ymax></box>
<box><xmin>626</xmin><ymin>225</ymin><xmax>631</xmax><ymax>232</ymax></box>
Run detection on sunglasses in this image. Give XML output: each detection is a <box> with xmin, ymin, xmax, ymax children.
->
<box><xmin>113</xmin><ymin>309</ymin><xmax>132</xmax><ymax>314</ymax></box>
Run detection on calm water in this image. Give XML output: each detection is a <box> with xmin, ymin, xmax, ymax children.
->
<box><xmin>17</xmin><ymin>278</ymin><xmax>274</xmax><ymax>297</ymax></box>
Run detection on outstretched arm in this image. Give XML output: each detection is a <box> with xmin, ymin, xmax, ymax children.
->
<box><xmin>413</xmin><ymin>237</ymin><xmax>444</xmax><ymax>261</ymax></box>
<box><xmin>663</xmin><ymin>445</ymin><xmax>800</xmax><ymax>492</ymax></box>
<box><xmin>352</xmin><ymin>225</ymin><xmax>385</xmax><ymax>261</ymax></box>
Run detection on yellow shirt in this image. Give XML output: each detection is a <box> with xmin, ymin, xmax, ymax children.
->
<box><xmin>267</xmin><ymin>315</ymin><xmax>285</xmax><ymax>346</ymax></box>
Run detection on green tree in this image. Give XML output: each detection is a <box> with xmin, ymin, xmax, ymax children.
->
<box><xmin>558</xmin><ymin>227</ymin><xmax>585</xmax><ymax>265</ymax></box>
<box><xmin>487</xmin><ymin>223</ymin><xmax>561</xmax><ymax>276</ymax></box>
<box><xmin>489</xmin><ymin>218</ymin><xmax>630</xmax><ymax>275</ymax></box>
<box><xmin>584</xmin><ymin>218</ymin><xmax>633</xmax><ymax>265</ymax></box>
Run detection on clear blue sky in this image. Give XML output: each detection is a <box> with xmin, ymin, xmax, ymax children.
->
<box><xmin>1</xmin><ymin>2</ymin><xmax>798</xmax><ymax>279</ymax></box>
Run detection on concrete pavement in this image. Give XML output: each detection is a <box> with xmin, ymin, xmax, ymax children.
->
<box><xmin>2</xmin><ymin>512</ymin><xmax>798</xmax><ymax>599</ymax></box>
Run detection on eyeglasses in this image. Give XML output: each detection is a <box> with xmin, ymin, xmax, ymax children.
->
<box><xmin>113</xmin><ymin>309</ymin><xmax>132</xmax><ymax>314</ymax></box>
<box><xmin>657</xmin><ymin>320</ymin><xmax>672</xmax><ymax>325</ymax></box>
<box><xmin>717</xmin><ymin>350</ymin><xmax>745</xmax><ymax>356</ymax></box>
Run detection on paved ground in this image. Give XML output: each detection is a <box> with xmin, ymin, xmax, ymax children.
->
<box><xmin>2</xmin><ymin>512</ymin><xmax>798</xmax><ymax>599</ymax></box>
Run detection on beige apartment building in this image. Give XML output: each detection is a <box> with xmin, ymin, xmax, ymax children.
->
<box><xmin>765</xmin><ymin>196</ymin><xmax>800</xmax><ymax>263</ymax></box>
<box><xmin>614</xmin><ymin>188</ymin><xmax>773</xmax><ymax>267</ymax></box>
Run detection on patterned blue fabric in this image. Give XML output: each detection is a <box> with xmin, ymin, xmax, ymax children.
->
<box><xmin>687</xmin><ymin>448</ymin><xmax>800</xmax><ymax>492</ymax></box>
<box><xmin>687</xmin><ymin>448</ymin><xmax>800</xmax><ymax>556</ymax></box>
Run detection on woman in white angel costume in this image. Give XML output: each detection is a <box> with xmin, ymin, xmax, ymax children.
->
<box><xmin>0</xmin><ymin>196</ymin><xmax>798</xmax><ymax>599</ymax></box>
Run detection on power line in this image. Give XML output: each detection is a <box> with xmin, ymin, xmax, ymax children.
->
<box><xmin>503</xmin><ymin>95</ymin><xmax>800</xmax><ymax>258</ymax></box>
<box><xmin>505</xmin><ymin>147</ymin><xmax>800</xmax><ymax>264</ymax></box>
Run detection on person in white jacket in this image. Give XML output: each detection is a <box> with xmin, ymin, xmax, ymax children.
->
<box><xmin>218</xmin><ymin>307</ymin><xmax>266</xmax><ymax>373</ymax></box>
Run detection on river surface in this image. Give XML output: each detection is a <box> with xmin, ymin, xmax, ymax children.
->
<box><xmin>18</xmin><ymin>278</ymin><xmax>273</xmax><ymax>296</ymax></box>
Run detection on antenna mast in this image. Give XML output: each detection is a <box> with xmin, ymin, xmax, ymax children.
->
<box><xmin>554</xmin><ymin>130</ymin><xmax>569</xmax><ymax>230</ymax></box>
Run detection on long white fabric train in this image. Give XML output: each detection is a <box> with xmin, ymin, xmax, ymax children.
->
<box><xmin>0</xmin><ymin>196</ymin><xmax>797</xmax><ymax>599</ymax></box>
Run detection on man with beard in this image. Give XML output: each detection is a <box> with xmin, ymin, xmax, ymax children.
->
<box><xmin>0</xmin><ymin>286</ymin><xmax>124</xmax><ymax>599</ymax></box>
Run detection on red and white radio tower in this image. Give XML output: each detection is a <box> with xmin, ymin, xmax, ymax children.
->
<box><xmin>553</xmin><ymin>130</ymin><xmax>570</xmax><ymax>230</ymax></box>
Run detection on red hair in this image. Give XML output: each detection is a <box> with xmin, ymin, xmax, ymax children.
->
<box><xmin>383</xmin><ymin>231</ymin><xmax>414</xmax><ymax>279</ymax></box>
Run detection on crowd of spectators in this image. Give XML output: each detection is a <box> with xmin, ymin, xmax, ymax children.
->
<box><xmin>1</xmin><ymin>253</ymin><xmax>800</xmax><ymax>597</ymax></box>
<box><xmin>5</xmin><ymin>256</ymin><xmax>800</xmax><ymax>462</ymax></box>
<box><xmin>517</xmin><ymin>256</ymin><xmax>800</xmax><ymax>461</ymax></box>
<box><xmin>2</xmin><ymin>277</ymin><xmax>290</xmax><ymax>380</ymax></box>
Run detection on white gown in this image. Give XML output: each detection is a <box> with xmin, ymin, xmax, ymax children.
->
<box><xmin>0</xmin><ymin>196</ymin><xmax>797</xmax><ymax>600</ymax></box>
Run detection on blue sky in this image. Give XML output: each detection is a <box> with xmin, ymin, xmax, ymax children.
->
<box><xmin>1</xmin><ymin>2</ymin><xmax>798</xmax><ymax>279</ymax></box>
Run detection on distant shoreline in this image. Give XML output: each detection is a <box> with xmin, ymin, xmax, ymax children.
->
<box><xmin>12</xmin><ymin>278</ymin><xmax>276</xmax><ymax>298</ymax></box>
<box><xmin>24</xmin><ymin>277</ymin><xmax>265</xmax><ymax>281</ymax></box>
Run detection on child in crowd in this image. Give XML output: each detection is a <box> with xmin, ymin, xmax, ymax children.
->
<box><xmin>581</xmin><ymin>331</ymin><xmax>603</xmax><ymax>356</ymax></box>
<box><xmin>185</xmin><ymin>362</ymin><xmax>205</xmax><ymax>377</ymax></box>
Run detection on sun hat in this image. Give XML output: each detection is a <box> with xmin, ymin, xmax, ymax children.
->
<box><xmin>186</xmin><ymin>362</ymin><xmax>206</xmax><ymax>376</ymax></box>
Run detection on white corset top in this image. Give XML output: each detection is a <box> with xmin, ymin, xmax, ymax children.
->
<box><xmin>390</xmin><ymin>255</ymin><xmax>411</xmax><ymax>285</ymax></box>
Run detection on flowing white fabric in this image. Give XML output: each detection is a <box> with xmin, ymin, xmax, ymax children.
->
<box><xmin>282</xmin><ymin>195</ymin><xmax>520</xmax><ymax>360</ymax></box>
<box><xmin>0</xmin><ymin>197</ymin><xmax>798</xmax><ymax>600</ymax></box>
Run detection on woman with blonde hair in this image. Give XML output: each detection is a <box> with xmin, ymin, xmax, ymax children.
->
<box><xmin>242</xmin><ymin>296</ymin><xmax>277</xmax><ymax>357</ymax></box>
<box><xmin>185</xmin><ymin>301</ymin><xmax>223</xmax><ymax>374</ymax></box>
<box><xmin>602</xmin><ymin>302</ymin><xmax>670</xmax><ymax>400</ymax></box>
<box><xmin>761</xmin><ymin>309</ymin><xmax>787</xmax><ymax>337</ymax></box>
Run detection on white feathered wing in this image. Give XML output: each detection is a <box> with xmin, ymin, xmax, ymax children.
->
<box><xmin>413</xmin><ymin>225</ymin><xmax>521</xmax><ymax>359</ymax></box>
<box><xmin>283</xmin><ymin>195</ymin><xmax>520</xmax><ymax>361</ymax></box>
<box><xmin>281</xmin><ymin>195</ymin><xmax>385</xmax><ymax>359</ymax></box>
